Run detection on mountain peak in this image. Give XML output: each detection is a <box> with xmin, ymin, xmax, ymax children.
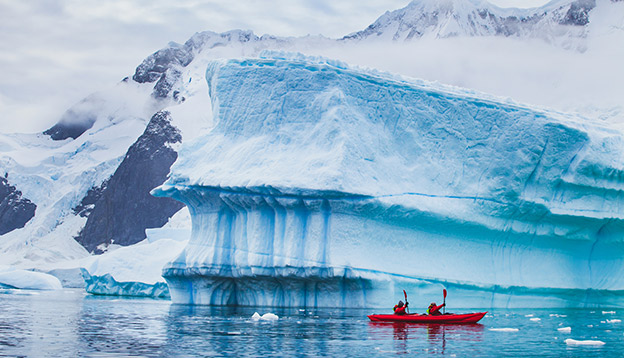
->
<box><xmin>343</xmin><ymin>0</ymin><xmax>595</xmax><ymax>48</ymax></box>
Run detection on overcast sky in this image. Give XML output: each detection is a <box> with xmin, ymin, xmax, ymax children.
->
<box><xmin>0</xmin><ymin>0</ymin><xmax>550</xmax><ymax>134</ymax></box>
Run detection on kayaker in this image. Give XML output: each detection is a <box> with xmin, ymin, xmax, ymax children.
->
<box><xmin>427</xmin><ymin>302</ymin><xmax>445</xmax><ymax>316</ymax></box>
<box><xmin>393</xmin><ymin>300</ymin><xmax>408</xmax><ymax>315</ymax></box>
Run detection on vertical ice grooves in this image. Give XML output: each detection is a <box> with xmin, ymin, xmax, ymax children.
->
<box><xmin>320</xmin><ymin>199</ymin><xmax>331</xmax><ymax>266</ymax></box>
<box><xmin>178</xmin><ymin>189</ymin><xmax>337</xmax><ymax>270</ymax></box>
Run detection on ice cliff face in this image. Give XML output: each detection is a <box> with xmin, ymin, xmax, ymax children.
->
<box><xmin>154</xmin><ymin>53</ymin><xmax>624</xmax><ymax>307</ymax></box>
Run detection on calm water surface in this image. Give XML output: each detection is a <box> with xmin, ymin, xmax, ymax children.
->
<box><xmin>1</xmin><ymin>289</ymin><xmax>622</xmax><ymax>357</ymax></box>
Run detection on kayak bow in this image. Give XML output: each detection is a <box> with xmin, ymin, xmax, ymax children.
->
<box><xmin>368</xmin><ymin>312</ymin><xmax>487</xmax><ymax>324</ymax></box>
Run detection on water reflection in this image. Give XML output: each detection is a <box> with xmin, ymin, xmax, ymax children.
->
<box><xmin>368</xmin><ymin>322</ymin><xmax>484</xmax><ymax>354</ymax></box>
<box><xmin>1</xmin><ymin>291</ymin><xmax>621</xmax><ymax>358</ymax></box>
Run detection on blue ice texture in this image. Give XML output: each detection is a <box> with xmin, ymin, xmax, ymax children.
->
<box><xmin>152</xmin><ymin>52</ymin><xmax>624</xmax><ymax>308</ymax></box>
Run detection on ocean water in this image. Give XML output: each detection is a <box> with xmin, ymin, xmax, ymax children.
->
<box><xmin>0</xmin><ymin>289</ymin><xmax>622</xmax><ymax>357</ymax></box>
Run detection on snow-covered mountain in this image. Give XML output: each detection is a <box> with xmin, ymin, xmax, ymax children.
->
<box><xmin>344</xmin><ymin>0</ymin><xmax>599</xmax><ymax>50</ymax></box>
<box><xmin>0</xmin><ymin>0</ymin><xmax>622</xmax><ymax>287</ymax></box>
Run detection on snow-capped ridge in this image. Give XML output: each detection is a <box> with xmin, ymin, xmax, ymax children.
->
<box><xmin>343</xmin><ymin>0</ymin><xmax>597</xmax><ymax>50</ymax></box>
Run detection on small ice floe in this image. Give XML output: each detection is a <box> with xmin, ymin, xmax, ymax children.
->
<box><xmin>530</xmin><ymin>318</ymin><xmax>541</xmax><ymax>322</ymax></box>
<box><xmin>602</xmin><ymin>311</ymin><xmax>616</xmax><ymax>315</ymax></box>
<box><xmin>557</xmin><ymin>327</ymin><xmax>572</xmax><ymax>333</ymax></box>
<box><xmin>550</xmin><ymin>314</ymin><xmax>567</xmax><ymax>318</ymax></box>
<box><xmin>227</xmin><ymin>332</ymin><xmax>242</xmax><ymax>335</ymax></box>
<box><xmin>488</xmin><ymin>328</ymin><xmax>519</xmax><ymax>332</ymax></box>
<box><xmin>564</xmin><ymin>338</ymin><xmax>605</xmax><ymax>346</ymax></box>
<box><xmin>607</xmin><ymin>319</ymin><xmax>621</xmax><ymax>323</ymax></box>
<box><xmin>251</xmin><ymin>312</ymin><xmax>279</xmax><ymax>321</ymax></box>
<box><xmin>524</xmin><ymin>314</ymin><xmax>534</xmax><ymax>317</ymax></box>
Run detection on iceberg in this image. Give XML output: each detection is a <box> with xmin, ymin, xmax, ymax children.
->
<box><xmin>0</xmin><ymin>266</ymin><xmax>62</xmax><ymax>290</ymax></box>
<box><xmin>153</xmin><ymin>52</ymin><xmax>624</xmax><ymax>308</ymax></box>
<box><xmin>80</xmin><ymin>229</ymin><xmax>188</xmax><ymax>298</ymax></box>
<box><xmin>251</xmin><ymin>312</ymin><xmax>279</xmax><ymax>321</ymax></box>
<box><xmin>565</xmin><ymin>338</ymin><xmax>606</xmax><ymax>346</ymax></box>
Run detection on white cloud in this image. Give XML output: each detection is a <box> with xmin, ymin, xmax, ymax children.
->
<box><xmin>0</xmin><ymin>0</ymin><xmax>552</xmax><ymax>133</ymax></box>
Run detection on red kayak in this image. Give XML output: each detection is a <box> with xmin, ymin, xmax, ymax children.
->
<box><xmin>368</xmin><ymin>312</ymin><xmax>487</xmax><ymax>324</ymax></box>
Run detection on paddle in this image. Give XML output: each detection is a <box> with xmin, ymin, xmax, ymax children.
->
<box><xmin>403</xmin><ymin>289</ymin><xmax>409</xmax><ymax>314</ymax></box>
<box><xmin>443</xmin><ymin>289</ymin><xmax>447</xmax><ymax>314</ymax></box>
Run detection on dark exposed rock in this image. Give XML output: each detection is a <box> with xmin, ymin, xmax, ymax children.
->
<box><xmin>43</xmin><ymin>94</ymin><xmax>104</xmax><ymax>140</ymax></box>
<box><xmin>560</xmin><ymin>0</ymin><xmax>595</xmax><ymax>26</ymax></box>
<box><xmin>153</xmin><ymin>66</ymin><xmax>183</xmax><ymax>99</ymax></box>
<box><xmin>132</xmin><ymin>46</ymin><xmax>194</xmax><ymax>100</ymax></box>
<box><xmin>0</xmin><ymin>176</ymin><xmax>36</xmax><ymax>235</ymax></box>
<box><xmin>74</xmin><ymin>111</ymin><xmax>184</xmax><ymax>253</ymax></box>
<box><xmin>132</xmin><ymin>30</ymin><xmax>264</xmax><ymax>100</ymax></box>
<box><xmin>132</xmin><ymin>46</ymin><xmax>193</xmax><ymax>84</ymax></box>
<box><xmin>73</xmin><ymin>179</ymin><xmax>109</xmax><ymax>218</ymax></box>
<box><xmin>44</xmin><ymin>120</ymin><xmax>95</xmax><ymax>141</ymax></box>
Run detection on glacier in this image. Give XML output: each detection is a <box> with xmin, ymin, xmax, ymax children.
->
<box><xmin>152</xmin><ymin>52</ymin><xmax>624</xmax><ymax>308</ymax></box>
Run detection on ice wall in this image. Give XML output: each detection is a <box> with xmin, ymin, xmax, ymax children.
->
<box><xmin>153</xmin><ymin>52</ymin><xmax>624</xmax><ymax>308</ymax></box>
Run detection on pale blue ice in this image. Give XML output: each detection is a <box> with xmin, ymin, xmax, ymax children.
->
<box><xmin>152</xmin><ymin>52</ymin><xmax>624</xmax><ymax>308</ymax></box>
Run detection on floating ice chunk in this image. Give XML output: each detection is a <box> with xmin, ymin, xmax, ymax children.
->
<box><xmin>565</xmin><ymin>338</ymin><xmax>605</xmax><ymax>346</ymax></box>
<box><xmin>530</xmin><ymin>318</ymin><xmax>541</xmax><ymax>322</ymax></box>
<box><xmin>602</xmin><ymin>311</ymin><xmax>616</xmax><ymax>314</ymax></box>
<box><xmin>0</xmin><ymin>266</ymin><xmax>62</xmax><ymax>290</ymax></box>
<box><xmin>606</xmin><ymin>319</ymin><xmax>621</xmax><ymax>323</ymax></box>
<box><xmin>80</xmin><ymin>238</ymin><xmax>187</xmax><ymax>298</ymax></box>
<box><xmin>550</xmin><ymin>314</ymin><xmax>567</xmax><ymax>317</ymax></box>
<box><xmin>251</xmin><ymin>312</ymin><xmax>279</xmax><ymax>321</ymax></box>
<box><xmin>261</xmin><ymin>313</ymin><xmax>279</xmax><ymax>321</ymax></box>
<box><xmin>525</xmin><ymin>314</ymin><xmax>534</xmax><ymax>317</ymax></box>
<box><xmin>558</xmin><ymin>327</ymin><xmax>572</xmax><ymax>333</ymax></box>
<box><xmin>489</xmin><ymin>328</ymin><xmax>519</xmax><ymax>332</ymax></box>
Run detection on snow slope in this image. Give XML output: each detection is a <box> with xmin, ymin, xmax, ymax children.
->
<box><xmin>0</xmin><ymin>80</ymin><xmax>155</xmax><ymax>268</ymax></box>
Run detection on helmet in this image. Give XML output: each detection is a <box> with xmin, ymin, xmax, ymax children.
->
<box><xmin>398</xmin><ymin>300</ymin><xmax>404</xmax><ymax>307</ymax></box>
<box><xmin>429</xmin><ymin>302</ymin><xmax>436</xmax><ymax>307</ymax></box>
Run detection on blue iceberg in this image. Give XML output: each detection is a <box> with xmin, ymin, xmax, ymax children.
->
<box><xmin>153</xmin><ymin>52</ymin><xmax>624</xmax><ymax>308</ymax></box>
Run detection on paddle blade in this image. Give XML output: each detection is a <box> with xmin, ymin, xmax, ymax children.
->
<box><xmin>443</xmin><ymin>289</ymin><xmax>447</xmax><ymax>299</ymax></box>
<box><xmin>403</xmin><ymin>289</ymin><xmax>408</xmax><ymax>302</ymax></box>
